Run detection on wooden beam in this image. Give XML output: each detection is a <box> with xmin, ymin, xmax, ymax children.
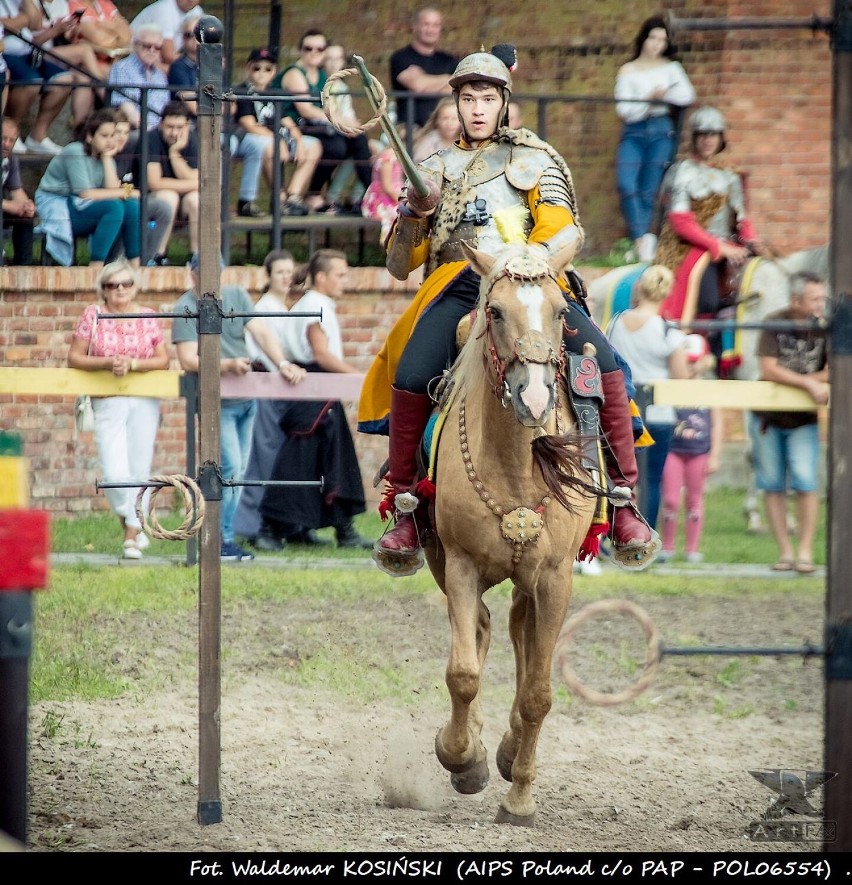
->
<box><xmin>0</xmin><ymin>367</ymin><xmax>180</xmax><ymax>397</ymax></box>
<box><xmin>651</xmin><ymin>379</ymin><xmax>825</xmax><ymax>411</ymax></box>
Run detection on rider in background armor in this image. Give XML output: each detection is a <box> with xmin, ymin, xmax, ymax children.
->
<box><xmin>358</xmin><ymin>47</ymin><xmax>661</xmax><ymax>570</ymax></box>
<box><xmin>655</xmin><ymin>105</ymin><xmax>770</xmax><ymax>325</ymax></box>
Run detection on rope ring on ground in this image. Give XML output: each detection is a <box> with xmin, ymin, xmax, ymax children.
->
<box><xmin>555</xmin><ymin>599</ymin><xmax>662</xmax><ymax>706</ymax></box>
<box><xmin>322</xmin><ymin>67</ymin><xmax>386</xmax><ymax>136</ymax></box>
<box><xmin>135</xmin><ymin>474</ymin><xmax>205</xmax><ymax>541</ymax></box>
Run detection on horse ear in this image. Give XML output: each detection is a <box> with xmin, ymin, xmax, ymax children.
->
<box><xmin>461</xmin><ymin>241</ymin><xmax>497</xmax><ymax>278</ymax></box>
<box><xmin>547</xmin><ymin>243</ymin><xmax>578</xmax><ymax>277</ymax></box>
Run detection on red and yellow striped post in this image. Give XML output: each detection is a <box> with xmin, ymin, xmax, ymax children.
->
<box><xmin>0</xmin><ymin>431</ymin><xmax>50</xmax><ymax>845</ymax></box>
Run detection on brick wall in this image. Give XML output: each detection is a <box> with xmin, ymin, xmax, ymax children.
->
<box><xmin>109</xmin><ymin>0</ymin><xmax>833</xmax><ymax>257</ymax></box>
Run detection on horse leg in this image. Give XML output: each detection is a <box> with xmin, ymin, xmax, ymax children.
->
<box><xmin>435</xmin><ymin>556</ymin><xmax>490</xmax><ymax>794</ymax></box>
<box><xmin>495</xmin><ymin>573</ymin><xmax>571</xmax><ymax>827</ymax></box>
<box><xmin>496</xmin><ymin>586</ymin><xmax>526</xmax><ymax>783</ymax></box>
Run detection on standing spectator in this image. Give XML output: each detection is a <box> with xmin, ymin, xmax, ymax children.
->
<box><xmin>108</xmin><ymin>22</ymin><xmax>170</xmax><ymax>131</ymax></box>
<box><xmin>606</xmin><ymin>264</ymin><xmax>689</xmax><ymax>530</ymax></box>
<box><xmin>230</xmin><ymin>46</ymin><xmax>321</xmax><ymax>217</ymax></box>
<box><xmin>361</xmin><ymin>132</ymin><xmax>404</xmax><ymax>244</ymax></box>
<box><xmin>0</xmin><ymin>0</ymin><xmax>75</xmax><ymax>155</ymax></box>
<box><xmin>507</xmin><ymin>100</ymin><xmax>523</xmax><ymax>130</ymax></box>
<box><xmin>614</xmin><ymin>16</ymin><xmax>695</xmax><ymax>263</ymax></box>
<box><xmin>390</xmin><ymin>6</ymin><xmax>457</xmax><ymax>130</ymax></box>
<box><xmin>66</xmin><ymin>259</ymin><xmax>170</xmax><ymax>559</ymax></box>
<box><xmin>655</xmin><ymin>106</ymin><xmax>770</xmax><ymax>328</ymax></box>
<box><xmin>171</xmin><ymin>252</ymin><xmax>307</xmax><ymax>562</ymax></box>
<box><xmin>130</xmin><ymin>0</ymin><xmax>202</xmax><ymax>73</ymax></box>
<box><xmin>659</xmin><ymin>335</ymin><xmax>723</xmax><ymax>563</ymax></box>
<box><xmin>35</xmin><ymin>107</ymin><xmax>141</xmax><ymax>269</ymax></box>
<box><xmin>276</xmin><ymin>30</ymin><xmax>372</xmax><ymax>212</ymax></box>
<box><xmin>145</xmin><ymin>99</ymin><xmax>199</xmax><ymax>256</ymax></box>
<box><xmin>256</xmin><ymin>249</ymin><xmax>372</xmax><ymax>550</ymax></box>
<box><xmin>68</xmin><ymin>0</ymin><xmax>132</xmax><ymax>64</ymax></box>
<box><xmin>411</xmin><ymin>96</ymin><xmax>459</xmax><ymax>162</ymax></box>
<box><xmin>1</xmin><ymin>115</ymin><xmax>36</xmax><ymax>264</ymax></box>
<box><xmin>167</xmin><ymin>7</ymin><xmax>201</xmax><ymax>117</ymax></box>
<box><xmin>748</xmin><ymin>271</ymin><xmax>829</xmax><ymax>575</ymax></box>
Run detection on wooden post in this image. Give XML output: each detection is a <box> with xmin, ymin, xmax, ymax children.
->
<box><xmin>825</xmin><ymin>0</ymin><xmax>852</xmax><ymax>852</ymax></box>
<box><xmin>194</xmin><ymin>14</ymin><xmax>225</xmax><ymax>827</ymax></box>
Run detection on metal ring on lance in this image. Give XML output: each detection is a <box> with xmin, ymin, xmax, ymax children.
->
<box><xmin>554</xmin><ymin>599</ymin><xmax>663</xmax><ymax>706</ymax></box>
<box><xmin>135</xmin><ymin>474</ymin><xmax>205</xmax><ymax>541</ymax></box>
<box><xmin>322</xmin><ymin>68</ymin><xmax>386</xmax><ymax>137</ymax></box>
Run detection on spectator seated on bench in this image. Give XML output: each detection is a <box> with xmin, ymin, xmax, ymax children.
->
<box><xmin>228</xmin><ymin>47</ymin><xmax>321</xmax><ymax>218</ymax></box>
<box><xmin>2</xmin><ymin>115</ymin><xmax>36</xmax><ymax>265</ymax></box>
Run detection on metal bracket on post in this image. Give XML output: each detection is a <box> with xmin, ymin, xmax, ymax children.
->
<box><xmin>197</xmin><ymin>295</ymin><xmax>223</xmax><ymax>335</ymax></box>
<box><xmin>197</xmin><ymin>460</ymin><xmax>223</xmax><ymax>502</ymax></box>
<box><xmin>826</xmin><ymin>619</ymin><xmax>852</xmax><ymax>680</ymax></box>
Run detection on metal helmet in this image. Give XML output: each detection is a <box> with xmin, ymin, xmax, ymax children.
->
<box><xmin>449</xmin><ymin>51</ymin><xmax>513</xmax><ymax>94</ymax></box>
<box><xmin>690</xmin><ymin>106</ymin><xmax>726</xmax><ymax>134</ymax></box>
<box><xmin>689</xmin><ymin>106</ymin><xmax>727</xmax><ymax>153</ymax></box>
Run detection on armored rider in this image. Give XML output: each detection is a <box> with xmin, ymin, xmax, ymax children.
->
<box><xmin>655</xmin><ymin>105</ymin><xmax>769</xmax><ymax>326</ymax></box>
<box><xmin>357</xmin><ymin>48</ymin><xmax>661</xmax><ymax>570</ymax></box>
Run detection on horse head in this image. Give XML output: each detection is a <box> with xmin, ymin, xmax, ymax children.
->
<box><xmin>461</xmin><ymin>241</ymin><xmax>577</xmax><ymax>428</ymax></box>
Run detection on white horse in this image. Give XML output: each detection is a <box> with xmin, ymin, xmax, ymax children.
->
<box><xmin>586</xmin><ymin>246</ymin><xmax>830</xmax><ymax>530</ymax></box>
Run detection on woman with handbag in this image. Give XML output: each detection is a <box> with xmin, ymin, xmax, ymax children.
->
<box><xmin>67</xmin><ymin>258</ymin><xmax>170</xmax><ymax>559</ymax></box>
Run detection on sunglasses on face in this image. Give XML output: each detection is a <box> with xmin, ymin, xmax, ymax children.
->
<box><xmin>103</xmin><ymin>280</ymin><xmax>135</xmax><ymax>290</ymax></box>
<box><xmin>302</xmin><ymin>44</ymin><xmax>326</xmax><ymax>52</ymax></box>
<box><xmin>250</xmin><ymin>63</ymin><xmax>275</xmax><ymax>72</ymax></box>
<box><xmin>137</xmin><ymin>41</ymin><xmax>163</xmax><ymax>51</ymax></box>
<box><xmin>182</xmin><ymin>31</ymin><xmax>196</xmax><ymax>38</ymax></box>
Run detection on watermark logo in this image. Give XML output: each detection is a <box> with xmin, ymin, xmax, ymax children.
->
<box><xmin>746</xmin><ymin>769</ymin><xmax>836</xmax><ymax>842</ymax></box>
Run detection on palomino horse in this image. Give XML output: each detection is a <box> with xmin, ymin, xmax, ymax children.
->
<box><xmin>423</xmin><ymin>242</ymin><xmax>598</xmax><ymax>826</ymax></box>
<box><xmin>586</xmin><ymin>246</ymin><xmax>829</xmax><ymax>529</ymax></box>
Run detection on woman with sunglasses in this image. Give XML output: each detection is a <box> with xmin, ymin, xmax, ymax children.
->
<box><xmin>67</xmin><ymin>258</ymin><xmax>170</xmax><ymax>559</ymax></box>
<box><xmin>35</xmin><ymin>107</ymin><xmax>141</xmax><ymax>269</ymax></box>
<box><xmin>276</xmin><ymin>28</ymin><xmax>373</xmax><ymax>213</ymax></box>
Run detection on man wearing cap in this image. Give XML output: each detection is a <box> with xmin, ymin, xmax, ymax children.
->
<box><xmin>358</xmin><ymin>47</ymin><xmax>661</xmax><ymax>572</ymax></box>
<box><xmin>655</xmin><ymin>105</ymin><xmax>770</xmax><ymax>328</ymax></box>
<box><xmin>229</xmin><ymin>46</ymin><xmax>321</xmax><ymax>217</ymax></box>
<box><xmin>171</xmin><ymin>255</ymin><xmax>307</xmax><ymax>561</ymax></box>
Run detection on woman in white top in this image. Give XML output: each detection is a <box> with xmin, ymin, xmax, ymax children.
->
<box><xmin>615</xmin><ymin>16</ymin><xmax>695</xmax><ymax>262</ymax></box>
<box><xmin>607</xmin><ymin>264</ymin><xmax>689</xmax><ymax>531</ymax></box>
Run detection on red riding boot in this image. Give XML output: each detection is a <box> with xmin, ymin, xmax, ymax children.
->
<box><xmin>373</xmin><ymin>387</ymin><xmax>435</xmax><ymax>576</ymax></box>
<box><xmin>599</xmin><ymin>369</ymin><xmax>661</xmax><ymax>570</ymax></box>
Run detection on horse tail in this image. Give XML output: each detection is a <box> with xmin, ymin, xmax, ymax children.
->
<box><xmin>531</xmin><ymin>431</ymin><xmax>598</xmax><ymax>511</ymax></box>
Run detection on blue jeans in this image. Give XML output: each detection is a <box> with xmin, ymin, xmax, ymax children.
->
<box><xmin>642</xmin><ymin>421</ymin><xmax>675</xmax><ymax>530</ymax></box>
<box><xmin>230</xmin><ymin>132</ymin><xmax>268</xmax><ymax>202</ymax></box>
<box><xmin>748</xmin><ymin>413</ymin><xmax>820</xmax><ymax>493</ymax></box>
<box><xmin>220</xmin><ymin>398</ymin><xmax>257</xmax><ymax>543</ymax></box>
<box><xmin>615</xmin><ymin>116</ymin><xmax>676</xmax><ymax>240</ymax></box>
<box><xmin>68</xmin><ymin>197</ymin><xmax>141</xmax><ymax>262</ymax></box>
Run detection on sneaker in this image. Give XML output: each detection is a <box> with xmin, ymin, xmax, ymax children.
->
<box><xmin>135</xmin><ymin>532</ymin><xmax>150</xmax><ymax>551</ymax></box>
<box><xmin>686</xmin><ymin>552</ymin><xmax>704</xmax><ymax>564</ymax></box>
<box><xmin>656</xmin><ymin>549</ymin><xmax>674</xmax><ymax>564</ymax></box>
<box><xmin>146</xmin><ymin>253</ymin><xmax>169</xmax><ymax>267</ymax></box>
<box><xmin>579</xmin><ymin>557</ymin><xmax>602</xmax><ymax>576</ymax></box>
<box><xmin>24</xmin><ymin>135</ymin><xmax>63</xmax><ymax>155</ymax></box>
<box><xmin>281</xmin><ymin>197</ymin><xmax>308</xmax><ymax>217</ymax></box>
<box><xmin>221</xmin><ymin>541</ymin><xmax>255</xmax><ymax>561</ymax></box>
<box><xmin>254</xmin><ymin>532</ymin><xmax>285</xmax><ymax>552</ymax></box>
<box><xmin>122</xmin><ymin>539</ymin><xmax>143</xmax><ymax>560</ymax></box>
<box><xmin>237</xmin><ymin>199</ymin><xmax>264</xmax><ymax>218</ymax></box>
<box><xmin>12</xmin><ymin>138</ymin><xmax>27</xmax><ymax>154</ymax></box>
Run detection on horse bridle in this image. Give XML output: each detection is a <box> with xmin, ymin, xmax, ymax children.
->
<box><xmin>479</xmin><ymin>256</ymin><xmax>567</xmax><ymax>405</ymax></box>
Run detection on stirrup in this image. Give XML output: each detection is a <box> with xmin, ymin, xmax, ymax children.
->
<box><xmin>372</xmin><ymin>503</ymin><xmax>426</xmax><ymax>577</ymax></box>
<box><xmin>610</xmin><ymin>501</ymin><xmax>662</xmax><ymax>571</ymax></box>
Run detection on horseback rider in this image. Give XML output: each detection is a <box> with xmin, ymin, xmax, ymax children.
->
<box><xmin>357</xmin><ymin>47</ymin><xmax>661</xmax><ymax>571</ymax></box>
<box><xmin>655</xmin><ymin>105</ymin><xmax>771</xmax><ymax>324</ymax></box>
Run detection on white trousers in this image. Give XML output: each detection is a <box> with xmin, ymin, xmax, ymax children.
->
<box><xmin>92</xmin><ymin>396</ymin><xmax>161</xmax><ymax>529</ymax></box>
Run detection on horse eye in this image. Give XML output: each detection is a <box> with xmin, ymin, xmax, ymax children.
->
<box><xmin>487</xmin><ymin>305</ymin><xmax>504</xmax><ymax>323</ymax></box>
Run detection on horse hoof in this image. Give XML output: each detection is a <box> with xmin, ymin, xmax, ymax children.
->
<box><xmin>450</xmin><ymin>757</ymin><xmax>490</xmax><ymax>795</ymax></box>
<box><xmin>495</xmin><ymin>805</ymin><xmax>536</xmax><ymax>827</ymax></box>
<box><xmin>496</xmin><ymin>746</ymin><xmax>514</xmax><ymax>783</ymax></box>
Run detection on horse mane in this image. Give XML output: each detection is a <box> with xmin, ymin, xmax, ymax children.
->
<box><xmin>531</xmin><ymin>429</ymin><xmax>597</xmax><ymax>512</ymax></box>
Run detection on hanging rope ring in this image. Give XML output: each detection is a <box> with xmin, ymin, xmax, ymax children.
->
<box><xmin>554</xmin><ymin>599</ymin><xmax>662</xmax><ymax>706</ymax></box>
<box><xmin>135</xmin><ymin>474</ymin><xmax>205</xmax><ymax>541</ymax></box>
<box><xmin>321</xmin><ymin>67</ymin><xmax>387</xmax><ymax>137</ymax></box>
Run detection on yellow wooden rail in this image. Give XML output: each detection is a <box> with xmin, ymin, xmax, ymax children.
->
<box><xmin>0</xmin><ymin>368</ymin><xmax>822</xmax><ymax>410</ymax></box>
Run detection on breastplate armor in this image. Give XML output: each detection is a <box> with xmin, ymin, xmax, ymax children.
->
<box><xmin>669</xmin><ymin>159</ymin><xmax>745</xmax><ymax>239</ymax></box>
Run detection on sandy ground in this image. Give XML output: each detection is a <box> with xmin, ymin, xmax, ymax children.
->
<box><xmin>18</xmin><ymin>570</ymin><xmax>828</xmax><ymax>857</ymax></box>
